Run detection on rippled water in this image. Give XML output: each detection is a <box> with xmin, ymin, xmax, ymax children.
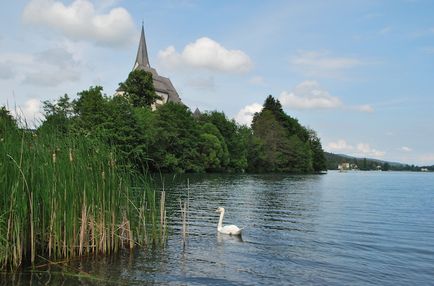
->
<box><xmin>3</xmin><ymin>171</ymin><xmax>434</xmax><ymax>285</ymax></box>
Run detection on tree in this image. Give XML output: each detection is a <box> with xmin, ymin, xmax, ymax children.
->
<box><xmin>0</xmin><ymin>106</ymin><xmax>17</xmax><ymax>135</ymax></box>
<box><xmin>308</xmin><ymin>129</ymin><xmax>327</xmax><ymax>172</ymax></box>
<box><xmin>73</xmin><ymin>86</ymin><xmax>108</xmax><ymax>135</ymax></box>
<box><xmin>200</xmin><ymin>122</ymin><xmax>229</xmax><ymax>170</ymax></box>
<box><xmin>261</xmin><ymin>95</ymin><xmax>309</xmax><ymax>142</ymax></box>
<box><xmin>104</xmin><ymin>96</ymin><xmax>145</xmax><ymax>167</ymax></box>
<box><xmin>250</xmin><ymin>95</ymin><xmax>325</xmax><ymax>173</ymax></box>
<box><xmin>118</xmin><ymin>69</ymin><xmax>160</xmax><ymax>107</ymax></box>
<box><xmin>150</xmin><ymin>103</ymin><xmax>201</xmax><ymax>172</ymax></box>
<box><xmin>252</xmin><ymin>109</ymin><xmax>291</xmax><ymax>172</ymax></box>
<box><xmin>39</xmin><ymin>94</ymin><xmax>74</xmax><ymax>134</ymax></box>
<box><xmin>199</xmin><ymin>111</ymin><xmax>248</xmax><ymax>171</ymax></box>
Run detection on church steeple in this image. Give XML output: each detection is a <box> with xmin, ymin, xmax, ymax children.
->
<box><xmin>133</xmin><ymin>23</ymin><xmax>150</xmax><ymax>70</ymax></box>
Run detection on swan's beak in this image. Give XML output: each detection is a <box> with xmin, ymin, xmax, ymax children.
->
<box><xmin>215</xmin><ymin>209</ymin><xmax>219</xmax><ymax>212</ymax></box>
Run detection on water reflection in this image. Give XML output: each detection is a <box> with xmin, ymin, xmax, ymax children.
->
<box><xmin>216</xmin><ymin>232</ymin><xmax>244</xmax><ymax>244</ymax></box>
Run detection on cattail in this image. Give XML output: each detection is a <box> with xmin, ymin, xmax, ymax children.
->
<box><xmin>52</xmin><ymin>152</ymin><xmax>56</xmax><ymax>164</ymax></box>
<box><xmin>109</xmin><ymin>152</ymin><xmax>116</xmax><ymax>168</ymax></box>
<box><xmin>69</xmin><ymin>148</ymin><xmax>73</xmax><ymax>162</ymax></box>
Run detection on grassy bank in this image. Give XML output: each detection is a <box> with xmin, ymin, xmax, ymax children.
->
<box><xmin>0</xmin><ymin>122</ymin><xmax>166</xmax><ymax>271</ymax></box>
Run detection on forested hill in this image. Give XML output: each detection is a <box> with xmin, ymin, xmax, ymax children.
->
<box><xmin>324</xmin><ymin>152</ymin><xmax>426</xmax><ymax>171</ymax></box>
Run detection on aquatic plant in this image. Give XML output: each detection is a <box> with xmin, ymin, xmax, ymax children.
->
<box><xmin>0</xmin><ymin>123</ymin><xmax>166</xmax><ymax>271</ymax></box>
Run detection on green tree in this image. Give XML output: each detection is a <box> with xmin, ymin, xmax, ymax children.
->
<box><xmin>362</xmin><ymin>158</ymin><xmax>368</xmax><ymax>170</ymax></box>
<box><xmin>73</xmin><ymin>86</ymin><xmax>108</xmax><ymax>135</ymax></box>
<box><xmin>119</xmin><ymin>69</ymin><xmax>160</xmax><ymax>107</ymax></box>
<box><xmin>104</xmin><ymin>96</ymin><xmax>145</xmax><ymax>167</ymax></box>
<box><xmin>0</xmin><ymin>106</ymin><xmax>17</xmax><ymax>136</ymax></box>
<box><xmin>250</xmin><ymin>95</ymin><xmax>324</xmax><ymax>173</ymax></box>
<box><xmin>198</xmin><ymin>133</ymin><xmax>224</xmax><ymax>171</ymax></box>
<box><xmin>200</xmin><ymin>122</ymin><xmax>229</xmax><ymax>169</ymax></box>
<box><xmin>252</xmin><ymin>109</ymin><xmax>292</xmax><ymax>172</ymax></box>
<box><xmin>199</xmin><ymin>111</ymin><xmax>248</xmax><ymax>171</ymax></box>
<box><xmin>308</xmin><ymin>129</ymin><xmax>327</xmax><ymax>172</ymax></box>
<box><xmin>150</xmin><ymin>103</ymin><xmax>201</xmax><ymax>172</ymax></box>
<box><xmin>39</xmin><ymin>94</ymin><xmax>74</xmax><ymax>134</ymax></box>
<box><xmin>262</xmin><ymin>95</ymin><xmax>309</xmax><ymax>142</ymax></box>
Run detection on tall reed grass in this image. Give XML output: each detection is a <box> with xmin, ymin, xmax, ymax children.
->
<box><xmin>0</xmin><ymin>123</ymin><xmax>166</xmax><ymax>271</ymax></box>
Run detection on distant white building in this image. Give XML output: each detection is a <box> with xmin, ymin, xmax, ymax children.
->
<box><xmin>421</xmin><ymin>168</ymin><xmax>429</xmax><ymax>172</ymax></box>
<box><xmin>338</xmin><ymin>162</ymin><xmax>350</xmax><ymax>171</ymax></box>
<box><xmin>116</xmin><ymin>24</ymin><xmax>182</xmax><ymax>109</ymax></box>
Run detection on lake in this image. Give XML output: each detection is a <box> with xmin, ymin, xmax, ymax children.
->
<box><xmin>2</xmin><ymin>171</ymin><xmax>434</xmax><ymax>285</ymax></box>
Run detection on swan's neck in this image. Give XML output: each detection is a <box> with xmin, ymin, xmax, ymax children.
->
<box><xmin>218</xmin><ymin>210</ymin><xmax>225</xmax><ymax>230</ymax></box>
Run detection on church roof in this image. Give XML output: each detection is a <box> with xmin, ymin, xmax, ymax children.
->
<box><xmin>131</xmin><ymin>24</ymin><xmax>182</xmax><ymax>104</ymax></box>
<box><xmin>193</xmin><ymin>107</ymin><xmax>201</xmax><ymax>117</ymax></box>
<box><xmin>133</xmin><ymin>25</ymin><xmax>150</xmax><ymax>70</ymax></box>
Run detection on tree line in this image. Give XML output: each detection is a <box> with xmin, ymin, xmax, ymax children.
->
<box><xmin>25</xmin><ymin>70</ymin><xmax>327</xmax><ymax>173</ymax></box>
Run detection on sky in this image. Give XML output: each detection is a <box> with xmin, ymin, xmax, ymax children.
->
<box><xmin>1</xmin><ymin>0</ymin><xmax>434</xmax><ymax>166</ymax></box>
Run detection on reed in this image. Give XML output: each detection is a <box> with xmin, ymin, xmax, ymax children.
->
<box><xmin>0</xmin><ymin>124</ymin><xmax>166</xmax><ymax>271</ymax></box>
<box><xmin>179</xmin><ymin>178</ymin><xmax>190</xmax><ymax>247</ymax></box>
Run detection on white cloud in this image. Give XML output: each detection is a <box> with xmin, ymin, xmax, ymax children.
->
<box><xmin>24</xmin><ymin>46</ymin><xmax>81</xmax><ymax>86</ymax></box>
<box><xmin>279</xmin><ymin>81</ymin><xmax>374</xmax><ymax>112</ymax></box>
<box><xmin>234</xmin><ymin>103</ymin><xmax>262</xmax><ymax>126</ymax></box>
<box><xmin>290</xmin><ymin>50</ymin><xmax>363</xmax><ymax>77</ymax></box>
<box><xmin>24</xmin><ymin>69</ymin><xmax>80</xmax><ymax>87</ymax></box>
<box><xmin>355</xmin><ymin>143</ymin><xmax>385</xmax><ymax>157</ymax></box>
<box><xmin>327</xmin><ymin>140</ymin><xmax>385</xmax><ymax>158</ymax></box>
<box><xmin>158</xmin><ymin>37</ymin><xmax>253</xmax><ymax>73</ymax></box>
<box><xmin>22</xmin><ymin>0</ymin><xmax>136</xmax><ymax>47</ymax></box>
<box><xmin>327</xmin><ymin>139</ymin><xmax>354</xmax><ymax>152</ymax></box>
<box><xmin>354</xmin><ymin>104</ymin><xmax>374</xmax><ymax>113</ymax></box>
<box><xmin>400</xmin><ymin>146</ymin><xmax>412</xmax><ymax>152</ymax></box>
<box><xmin>249</xmin><ymin>75</ymin><xmax>265</xmax><ymax>85</ymax></box>
<box><xmin>0</xmin><ymin>46</ymin><xmax>82</xmax><ymax>87</ymax></box>
<box><xmin>279</xmin><ymin>80</ymin><xmax>342</xmax><ymax>110</ymax></box>
<box><xmin>11</xmin><ymin>98</ymin><xmax>43</xmax><ymax>127</ymax></box>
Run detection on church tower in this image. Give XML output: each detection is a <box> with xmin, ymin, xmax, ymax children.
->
<box><xmin>117</xmin><ymin>24</ymin><xmax>182</xmax><ymax>107</ymax></box>
<box><xmin>133</xmin><ymin>24</ymin><xmax>150</xmax><ymax>70</ymax></box>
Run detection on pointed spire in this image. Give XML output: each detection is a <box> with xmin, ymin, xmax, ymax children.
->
<box><xmin>133</xmin><ymin>23</ymin><xmax>150</xmax><ymax>70</ymax></box>
<box><xmin>193</xmin><ymin>107</ymin><xmax>201</xmax><ymax>118</ymax></box>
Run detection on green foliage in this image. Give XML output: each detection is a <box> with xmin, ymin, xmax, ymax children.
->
<box><xmin>36</xmin><ymin>89</ymin><xmax>326</xmax><ymax>174</ymax></box>
<box><xmin>200</xmin><ymin>122</ymin><xmax>230</xmax><ymax>170</ymax></box>
<box><xmin>73</xmin><ymin>86</ymin><xmax>108</xmax><ymax>133</ymax></box>
<box><xmin>39</xmin><ymin>94</ymin><xmax>74</xmax><ymax>134</ymax></box>
<box><xmin>119</xmin><ymin>69</ymin><xmax>160</xmax><ymax>107</ymax></box>
<box><xmin>250</xmin><ymin>96</ymin><xmax>325</xmax><ymax>173</ymax></box>
<box><xmin>199</xmin><ymin>111</ymin><xmax>248</xmax><ymax>172</ymax></box>
<box><xmin>308</xmin><ymin>129</ymin><xmax>327</xmax><ymax>172</ymax></box>
<box><xmin>150</xmin><ymin>102</ymin><xmax>202</xmax><ymax>172</ymax></box>
<box><xmin>0</xmin><ymin>106</ymin><xmax>17</xmax><ymax>134</ymax></box>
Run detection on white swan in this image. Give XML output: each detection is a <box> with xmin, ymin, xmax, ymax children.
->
<box><xmin>215</xmin><ymin>207</ymin><xmax>242</xmax><ymax>236</ymax></box>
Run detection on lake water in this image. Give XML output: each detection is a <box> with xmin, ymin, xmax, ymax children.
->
<box><xmin>3</xmin><ymin>171</ymin><xmax>434</xmax><ymax>285</ymax></box>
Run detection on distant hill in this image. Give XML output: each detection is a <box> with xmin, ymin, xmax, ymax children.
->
<box><xmin>324</xmin><ymin>152</ymin><xmax>423</xmax><ymax>171</ymax></box>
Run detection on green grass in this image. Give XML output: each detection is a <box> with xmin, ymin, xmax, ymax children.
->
<box><xmin>0</xmin><ymin>124</ymin><xmax>166</xmax><ymax>271</ymax></box>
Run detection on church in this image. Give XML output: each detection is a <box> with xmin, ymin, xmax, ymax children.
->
<box><xmin>116</xmin><ymin>25</ymin><xmax>182</xmax><ymax>108</ymax></box>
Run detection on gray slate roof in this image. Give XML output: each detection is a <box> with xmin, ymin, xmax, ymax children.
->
<box><xmin>193</xmin><ymin>107</ymin><xmax>201</xmax><ymax>117</ymax></box>
<box><xmin>132</xmin><ymin>25</ymin><xmax>182</xmax><ymax>104</ymax></box>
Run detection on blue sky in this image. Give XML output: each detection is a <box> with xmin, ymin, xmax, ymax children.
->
<box><xmin>1</xmin><ymin>0</ymin><xmax>434</xmax><ymax>165</ymax></box>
